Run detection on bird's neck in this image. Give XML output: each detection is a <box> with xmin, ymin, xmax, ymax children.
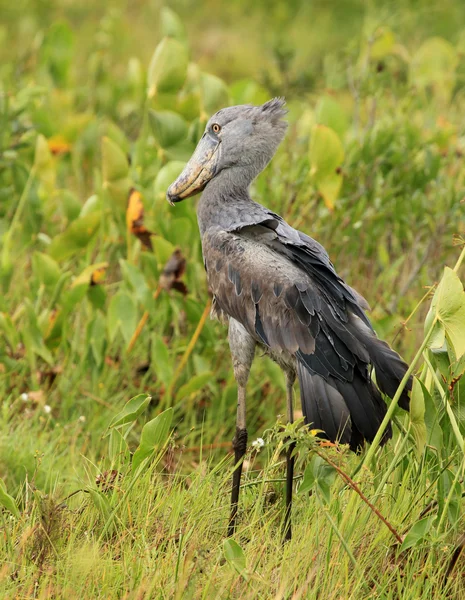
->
<box><xmin>197</xmin><ymin>168</ymin><xmax>257</xmax><ymax>235</ymax></box>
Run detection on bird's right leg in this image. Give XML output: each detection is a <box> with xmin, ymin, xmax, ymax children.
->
<box><xmin>227</xmin><ymin>319</ymin><xmax>255</xmax><ymax>537</ymax></box>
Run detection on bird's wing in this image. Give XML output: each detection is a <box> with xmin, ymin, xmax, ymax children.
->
<box><xmin>204</xmin><ymin>221</ymin><xmax>409</xmax><ymax>447</ymax></box>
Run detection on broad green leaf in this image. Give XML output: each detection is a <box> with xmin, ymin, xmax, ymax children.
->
<box><xmin>309</xmin><ymin>124</ymin><xmax>344</xmax><ymax>210</ymax></box>
<box><xmin>108</xmin><ymin>394</ymin><xmax>152</xmax><ymax>430</ymax></box>
<box><xmin>48</xmin><ymin>212</ymin><xmax>101</xmax><ymax>261</ymax></box>
<box><xmin>223</xmin><ymin>539</ymin><xmax>249</xmax><ymax>581</ymax></box>
<box><xmin>422</xmin><ymin>378</ymin><xmax>443</xmax><ymax>451</ymax></box>
<box><xmin>149</xmin><ymin>110</ymin><xmax>188</xmax><ymax>148</ymax></box>
<box><xmin>102</xmin><ymin>120</ymin><xmax>130</xmax><ymax>156</ymax></box>
<box><xmin>370</xmin><ymin>27</ymin><xmax>395</xmax><ymax>59</ymax></box>
<box><xmin>119</xmin><ymin>260</ymin><xmax>151</xmax><ymax>307</ymax></box>
<box><xmin>200</xmin><ymin>72</ymin><xmax>230</xmax><ymax>114</ymax></box>
<box><xmin>107</xmin><ymin>291</ymin><xmax>137</xmax><ymax>344</ymax></box>
<box><xmin>0</xmin><ymin>478</ymin><xmax>20</xmax><ymax>518</ymax></box>
<box><xmin>153</xmin><ymin>161</ymin><xmax>186</xmax><ymax>202</ymax></box>
<box><xmin>175</xmin><ymin>372</ymin><xmax>212</xmax><ymax>402</ymax></box>
<box><xmin>425</xmin><ymin>267</ymin><xmax>465</xmax><ymax>359</ymax></box>
<box><xmin>160</xmin><ymin>7</ymin><xmax>186</xmax><ymax>41</ymax></box>
<box><xmin>103</xmin><ymin>178</ymin><xmax>132</xmax><ymax>209</ymax></box>
<box><xmin>151</xmin><ymin>335</ymin><xmax>173</xmax><ymax>388</ymax></box>
<box><xmin>410</xmin><ymin>378</ymin><xmax>426</xmax><ymax>456</ymax></box>
<box><xmin>410</xmin><ymin>37</ymin><xmax>457</xmax><ymax>100</ymax></box>
<box><xmin>22</xmin><ymin>300</ymin><xmax>54</xmax><ymax>364</ymax></box>
<box><xmin>32</xmin><ymin>252</ymin><xmax>61</xmax><ymax>287</ymax></box>
<box><xmin>315</xmin><ymin>96</ymin><xmax>348</xmax><ymax>138</ymax></box>
<box><xmin>298</xmin><ymin>455</ymin><xmax>336</xmax><ymax>503</ymax></box>
<box><xmin>153</xmin><ymin>236</ymin><xmax>176</xmax><ymax>268</ymax></box>
<box><xmin>87</xmin><ymin>317</ymin><xmax>106</xmax><ymax>366</ymax></box>
<box><xmin>102</xmin><ymin>136</ymin><xmax>129</xmax><ymax>182</ymax></box>
<box><xmin>147</xmin><ymin>37</ymin><xmax>188</xmax><ymax>97</ymax></box>
<box><xmin>298</xmin><ymin>461</ymin><xmax>317</xmax><ymax>495</ymax></box>
<box><xmin>132</xmin><ymin>408</ymin><xmax>173</xmax><ymax>473</ymax></box>
<box><xmin>39</xmin><ymin>21</ymin><xmax>74</xmax><ymax>87</ymax></box>
<box><xmin>80</xmin><ymin>194</ymin><xmax>102</xmax><ymax>217</ymax></box>
<box><xmin>400</xmin><ymin>517</ymin><xmax>433</xmax><ymax>552</ymax></box>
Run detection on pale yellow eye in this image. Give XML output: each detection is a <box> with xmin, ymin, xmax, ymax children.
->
<box><xmin>212</xmin><ymin>123</ymin><xmax>221</xmax><ymax>134</ymax></box>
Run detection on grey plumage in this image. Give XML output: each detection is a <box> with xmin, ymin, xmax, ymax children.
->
<box><xmin>167</xmin><ymin>98</ymin><xmax>411</xmax><ymax>535</ymax></box>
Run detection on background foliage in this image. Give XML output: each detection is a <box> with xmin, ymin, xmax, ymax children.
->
<box><xmin>2</xmin><ymin>0</ymin><xmax>465</xmax><ymax>598</ymax></box>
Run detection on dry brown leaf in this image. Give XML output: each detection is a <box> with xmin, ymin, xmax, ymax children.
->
<box><xmin>126</xmin><ymin>188</ymin><xmax>154</xmax><ymax>250</ymax></box>
<box><xmin>160</xmin><ymin>249</ymin><xmax>188</xmax><ymax>295</ymax></box>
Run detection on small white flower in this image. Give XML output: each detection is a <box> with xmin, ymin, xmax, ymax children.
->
<box><xmin>252</xmin><ymin>437</ymin><xmax>265</xmax><ymax>449</ymax></box>
<box><xmin>44</xmin><ymin>405</ymin><xmax>52</xmax><ymax>414</ymax></box>
<box><xmin>21</xmin><ymin>393</ymin><xmax>29</xmax><ymax>402</ymax></box>
<box><xmin>78</xmin><ymin>415</ymin><xmax>86</xmax><ymax>423</ymax></box>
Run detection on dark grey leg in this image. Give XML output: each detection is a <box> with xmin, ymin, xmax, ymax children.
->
<box><xmin>227</xmin><ymin>319</ymin><xmax>255</xmax><ymax>537</ymax></box>
<box><xmin>284</xmin><ymin>373</ymin><xmax>296</xmax><ymax>542</ymax></box>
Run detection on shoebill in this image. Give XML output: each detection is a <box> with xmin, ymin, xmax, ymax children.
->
<box><xmin>166</xmin><ymin>98</ymin><xmax>411</xmax><ymax>541</ymax></box>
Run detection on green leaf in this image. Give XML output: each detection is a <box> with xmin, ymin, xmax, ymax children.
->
<box><xmin>153</xmin><ymin>236</ymin><xmax>176</xmax><ymax>268</ymax></box>
<box><xmin>309</xmin><ymin>124</ymin><xmax>344</xmax><ymax>210</ymax></box>
<box><xmin>147</xmin><ymin>37</ymin><xmax>188</xmax><ymax>97</ymax></box>
<box><xmin>400</xmin><ymin>517</ymin><xmax>434</xmax><ymax>552</ymax></box>
<box><xmin>410</xmin><ymin>378</ymin><xmax>426</xmax><ymax>456</ymax></box>
<box><xmin>151</xmin><ymin>335</ymin><xmax>173</xmax><ymax>388</ymax></box>
<box><xmin>410</xmin><ymin>37</ymin><xmax>457</xmax><ymax>100</ymax></box>
<box><xmin>149</xmin><ymin>110</ymin><xmax>188</xmax><ymax>149</ymax></box>
<box><xmin>132</xmin><ymin>408</ymin><xmax>173</xmax><ymax>473</ymax></box>
<box><xmin>425</xmin><ymin>267</ymin><xmax>465</xmax><ymax>359</ymax></box>
<box><xmin>175</xmin><ymin>372</ymin><xmax>212</xmax><ymax>402</ymax></box>
<box><xmin>102</xmin><ymin>136</ymin><xmax>129</xmax><ymax>182</ymax></box>
<box><xmin>0</xmin><ymin>478</ymin><xmax>20</xmax><ymax>518</ymax></box>
<box><xmin>39</xmin><ymin>21</ymin><xmax>74</xmax><ymax>87</ymax></box>
<box><xmin>298</xmin><ymin>455</ymin><xmax>336</xmax><ymax>503</ymax></box>
<box><xmin>315</xmin><ymin>96</ymin><xmax>348</xmax><ymax>138</ymax></box>
<box><xmin>107</xmin><ymin>291</ymin><xmax>137</xmax><ymax>344</ymax></box>
<box><xmin>223</xmin><ymin>539</ymin><xmax>249</xmax><ymax>581</ymax></box>
<box><xmin>160</xmin><ymin>7</ymin><xmax>186</xmax><ymax>42</ymax></box>
<box><xmin>153</xmin><ymin>161</ymin><xmax>186</xmax><ymax>202</ymax></box>
<box><xmin>108</xmin><ymin>394</ymin><xmax>152</xmax><ymax>430</ymax></box>
<box><xmin>48</xmin><ymin>212</ymin><xmax>101</xmax><ymax>261</ymax></box>
<box><xmin>119</xmin><ymin>260</ymin><xmax>151</xmax><ymax>307</ymax></box>
<box><xmin>88</xmin><ymin>489</ymin><xmax>112</xmax><ymax>522</ymax></box>
<box><xmin>199</xmin><ymin>72</ymin><xmax>230</xmax><ymax>114</ymax></box>
<box><xmin>32</xmin><ymin>252</ymin><xmax>61</xmax><ymax>287</ymax></box>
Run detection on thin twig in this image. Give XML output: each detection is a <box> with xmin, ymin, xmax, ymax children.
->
<box><xmin>315</xmin><ymin>449</ymin><xmax>403</xmax><ymax>544</ymax></box>
<box><xmin>126</xmin><ymin>285</ymin><xmax>162</xmax><ymax>354</ymax></box>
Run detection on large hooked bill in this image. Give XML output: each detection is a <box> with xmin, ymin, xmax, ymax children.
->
<box><xmin>166</xmin><ymin>133</ymin><xmax>220</xmax><ymax>205</ymax></box>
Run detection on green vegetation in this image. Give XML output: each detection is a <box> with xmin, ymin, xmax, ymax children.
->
<box><xmin>2</xmin><ymin>1</ymin><xmax>465</xmax><ymax>597</ymax></box>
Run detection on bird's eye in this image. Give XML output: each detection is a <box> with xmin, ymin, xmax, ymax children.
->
<box><xmin>212</xmin><ymin>123</ymin><xmax>221</xmax><ymax>134</ymax></box>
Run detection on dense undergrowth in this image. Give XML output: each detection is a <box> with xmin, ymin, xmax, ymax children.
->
<box><xmin>2</xmin><ymin>1</ymin><xmax>465</xmax><ymax>598</ymax></box>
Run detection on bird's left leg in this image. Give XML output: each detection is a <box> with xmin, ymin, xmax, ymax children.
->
<box><xmin>227</xmin><ymin>319</ymin><xmax>255</xmax><ymax>537</ymax></box>
<box><xmin>284</xmin><ymin>370</ymin><xmax>296</xmax><ymax>542</ymax></box>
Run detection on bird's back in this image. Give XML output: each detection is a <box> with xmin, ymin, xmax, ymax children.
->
<box><xmin>201</xmin><ymin>207</ymin><xmax>410</xmax><ymax>449</ymax></box>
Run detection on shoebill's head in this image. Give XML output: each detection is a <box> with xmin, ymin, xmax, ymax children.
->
<box><xmin>166</xmin><ymin>98</ymin><xmax>287</xmax><ymax>204</ymax></box>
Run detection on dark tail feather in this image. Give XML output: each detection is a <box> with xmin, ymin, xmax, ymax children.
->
<box><xmin>297</xmin><ymin>361</ymin><xmax>353</xmax><ymax>447</ymax></box>
<box><xmin>348</xmin><ymin>316</ymin><xmax>411</xmax><ymax>411</ymax></box>
<box><xmin>297</xmin><ymin>360</ymin><xmax>393</xmax><ymax>451</ymax></box>
<box><xmin>363</xmin><ymin>337</ymin><xmax>411</xmax><ymax>411</ymax></box>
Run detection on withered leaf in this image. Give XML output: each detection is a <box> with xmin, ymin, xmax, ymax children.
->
<box><xmin>160</xmin><ymin>249</ymin><xmax>188</xmax><ymax>295</ymax></box>
<box><xmin>126</xmin><ymin>188</ymin><xmax>154</xmax><ymax>250</ymax></box>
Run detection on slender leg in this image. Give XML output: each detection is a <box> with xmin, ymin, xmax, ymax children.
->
<box><xmin>284</xmin><ymin>371</ymin><xmax>296</xmax><ymax>542</ymax></box>
<box><xmin>227</xmin><ymin>319</ymin><xmax>255</xmax><ymax>537</ymax></box>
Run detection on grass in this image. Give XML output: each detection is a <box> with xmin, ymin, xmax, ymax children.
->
<box><xmin>2</xmin><ymin>1</ymin><xmax>465</xmax><ymax>598</ymax></box>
